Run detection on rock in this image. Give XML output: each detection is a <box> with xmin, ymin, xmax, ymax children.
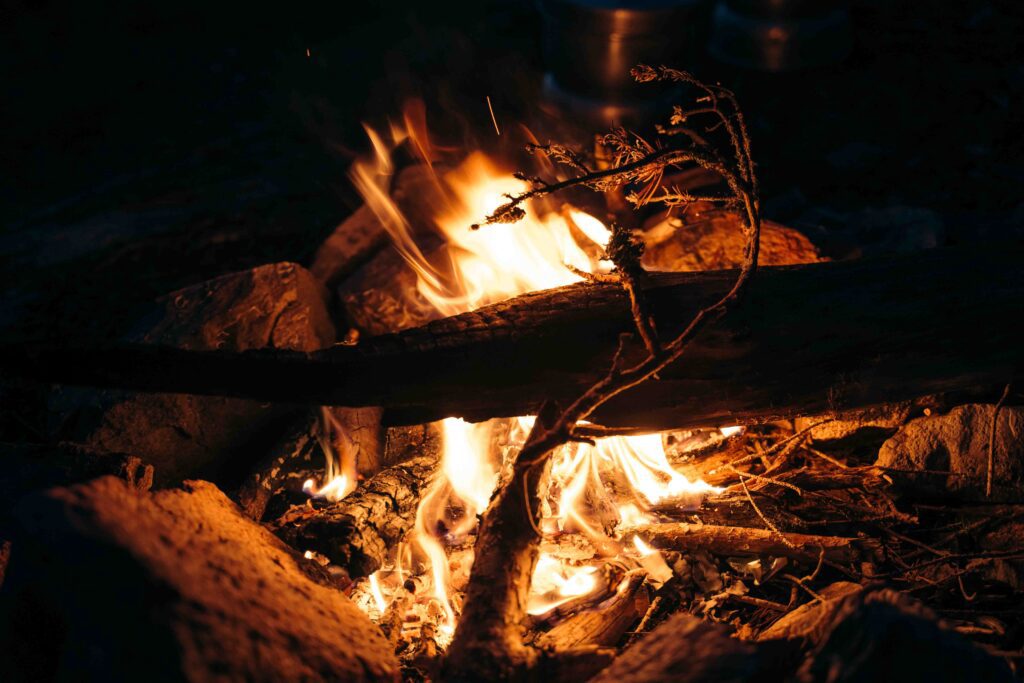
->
<box><xmin>641</xmin><ymin>211</ymin><xmax>824</xmax><ymax>272</ymax></box>
<box><xmin>50</xmin><ymin>262</ymin><xmax>336</xmax><ymax>486</ymax></box>
<box><xmin>845</xmin><ymin>206</ymin><xmax>945</xmax><ymax>256</ymax></box>
<box><xmin>0</xmin><ymin>441</ymin><xmax>152</xmax><ymax>533</ymax></box>
<box><xmin>876</xmin><ymin>404</ymin><xmax>1024</xmax><ymax>501</ymax></box>
<box><xmin>588</xmin><ymin>611</ymin><xmax>792</xmax><ymax>683</ymax></box>
<box><xmin>794</xmin><ymin>403</ymin><xmax>914</xmax><ymax>451</ymax></box>
<box><xmin>0</xmin><ymin>477</ymin><xmax>398</xmax><ymax>682</ymax></box>
<box><xmin>799</xmin><ymin>588</ymin><xmax>1013</xmax><ymax>683</ymax></box>
<box><xmin>757</xmin><ymin>581</ymin><xmax>862</xmax><ymax>643</ymax></box>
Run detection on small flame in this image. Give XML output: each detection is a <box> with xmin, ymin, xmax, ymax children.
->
<box><xmin>368</xmin><ymin>571</ymin><xmax>389</xmax><ymax>615</ymax></box>
<box><xmin>633</xmin><ymin>535</ymin><xmax>657</xmax><ymax>557</ymax></box>
<box><xmin>302</xmin><ymin>474</ymin><xmax>354</xmax><ymax>502</ymax></box>
<box><xmin>720</xmin><ymin>425</ymin><xmax>744</xmax><ymax>437</ymax></box>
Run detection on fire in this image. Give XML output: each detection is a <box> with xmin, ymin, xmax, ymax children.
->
<box><xmin>302</xmin><ymin>474</ymin><xmax>353</xmax><ymax>502</ymax></box>
<box><xmin>342</xmin><ymin>107</ymin><xmax>722</xmax><ymax>647</ymax></box>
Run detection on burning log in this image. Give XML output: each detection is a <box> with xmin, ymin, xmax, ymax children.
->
<box><xmin>234</xmin><ymin>413</ymin><xmax>320</xmax><ymax>521</ymax></box>
<box><xmin>0</xmin><ymin>477</ymin><xmax>399</xmax><ymax>682</ymax></box>
<box><xmin>533</xmin><ymin>571</ymin><xmax>649</xmax><ymax>650</ymax></box>
<box><xmin>271</xmin><ymin>455</ymin><xmax>438</xmax><ymax>578</ymax></box>
<box><xmin>629</xmin><ymin>522</ymin><xmax>880</xmax><ymax>566</ymax></box>
<box><xmin>8</xmin><ymin>243</ymin><xmax>1022</xmax><ymax>431</ymax></box>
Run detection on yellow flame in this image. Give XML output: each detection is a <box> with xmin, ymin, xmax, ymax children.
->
<box><xmin>302</xmin><ymin>474</ymin><xmax>353</xmax><ymax>502</ymax></box>
<box><xmin>526</xmin><ymin>553</ymin><xmax>600</xmax><ymax>616</ymax></box>
<box><xmin>368</xmin><ymin>571</ymin><xmax>389</xmax><ymax>615</ymax></box>
<box><xmin>633</xmin><ymin>535</ymin><xmax>656</xmax><ymax>557</ymax></box>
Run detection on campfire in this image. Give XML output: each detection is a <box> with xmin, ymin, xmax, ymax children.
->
<box><xmin>1</xmin><ymin>55</ymin><xmax>1022</xmax><ymax>683</ymax></box>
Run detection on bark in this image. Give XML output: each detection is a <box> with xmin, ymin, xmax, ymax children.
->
<box><xmin>629</xmin><ymin>522</ymin><xmax>880</xmax><ymax>565</ymax></box>
<box><xmin>270</xmin><ymin>455</ymin><xmax>437</xmax><ymax>578</ymax></box>
<box><xmin>234</xmin><ymin>414</ymin><xmax>320</xmax><ymax>521</ymax></box>
<box><xmin>534</xmin><ymin>571</ymin><xmax>649</xmax><ymax>650</ymax></box>
<box><xmin>7</xmin><ymin>244</ymin><xmax>1021</xmax><ymax>431</ymax></box>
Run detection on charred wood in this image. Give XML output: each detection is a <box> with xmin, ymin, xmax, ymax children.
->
<box><xmin>7</xmin><ymin>245</ymin><xmax>1022</xmax><ymax>431</ymax></box>
<box><xmin>270</xmin><ymin>455</ymin><xmax>437</xmax><ymax>578</ymax></box>
<box><xmin>629</xmin><ymin>522</ymin><xmax>880</xmax><ymax>566</ymax></box>
<box><xmin>234</xmin><ymin>413</ymin><xmax>320</xmax><ymax>521</ymax></box>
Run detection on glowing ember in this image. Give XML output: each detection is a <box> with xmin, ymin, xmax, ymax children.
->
<box><xmin>720</xmin><ymin>425</ymin><xmax>744</xmax><ymax>437</ymax></box>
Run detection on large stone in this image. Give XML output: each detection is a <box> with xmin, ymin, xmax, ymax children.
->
<box><xmin>799</xmin><ymin>588</ymin><xmax>1012</xmax><ymax>682</ymax></box>
<box><xmin>876</xmin><ymin>404</ymin><xmax>1024</xmax><ymax>501</ymax></box>
<box><xmin>642</xmin><ymin>211</ymin><xmax>824</xmax><ymax>272</ymax></box>
<box><xmin>51</xmin><ymin>262</ymin><xmax>336</xmax><ymax>486</ymax></box>
<box><xmin>0</xmin><ymin>477</ymin><xmax>398</xmax><ymax>682</ymax></box>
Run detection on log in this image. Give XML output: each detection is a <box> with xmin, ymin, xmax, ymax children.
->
<box><xmin>534</xmin><ymin>571</ymin><xmax>649</xmax><ymax>650</ymax></box>
<box><xmin>270</xmin><ymin>455</ymin><xmax>437</xmax><ymax>578</ymax></box>
<box><xmin>629</xmin><ymin>522</ymin><xmax>880</xmax><ymax>565</ymax></box>
<box><xmin>4</xmin><ymin>244</ymin><xmax>1022</xmax><ymax>430</ymax></box>
<box><xmin>234</xmin><ymin>413</ymin><xmax>320</xmax><ymax>521</ymax></box>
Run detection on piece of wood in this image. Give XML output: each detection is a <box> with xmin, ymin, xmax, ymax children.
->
<box><xmin>270</xmin><ymin>455</ymin><xmax>437</xmax><ymax>578</ymax></box>
<box><xmin>5</xmin><ymin>244</ymin><xmax>1022</xmax><ymax>430</ymax></box>
<box><xmin>234</xmin><ymin>413</ymin><xmax>320</xmax><ymax>521</ymax></box>
<box><xmin>630</xmin><ymin>522</ymin><xmax>879</xmax><ymax>565</ymax></box>
<box><xmin>534</xmin><ymin>571</ymin><xmax>649</xmax><ymax>650</ymax></box>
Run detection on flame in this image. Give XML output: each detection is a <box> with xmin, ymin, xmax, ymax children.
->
<box><xmin>720</xmin><ymin>425</ymin><xmax>744</xmax><ymax>437</ymax></box>
<box><xmin>302</xmin><ymin>474</ymin><xmax>353</xmax><ymax>502</ymax></box>
<box><xmin>526</xmin><ymin>553</ymin><xmax>600</xmax><ymax>616</ymax></box>
<box><xmin>368</xmin><ymin>571</ymin><xmax>389</xmax><ymax>615</ymax></box>
<box><xmin>633</xmin><ymin>535</ymin><xmax>657</xmax><ymax>557</ymax></box>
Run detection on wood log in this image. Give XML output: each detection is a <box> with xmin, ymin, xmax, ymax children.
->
<box><xmin>4</xmin><ymin>244</ymin><xmax>1022</xmax><ymax>431</ymax></box>
<box><xmin>270</xmin><ymin>455</ymin><xmax>437</xmax><ymax>578</ymax></box>
<box><xmin>630</xmin><ymin>522</ymin><xmax>880</xmax><ymax>565</ymax></box>
<box><xmin>534</xmin><ymin>571</ymin><xmax>649</xmax><ymax>650</ymax></box>
<box><xmin>234</xmin><ymin>413</ymin><xmax>320</xmax><ymax>521</ymax></box>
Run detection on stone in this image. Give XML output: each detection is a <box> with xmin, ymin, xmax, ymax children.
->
<box><xmin>876</xmin><ymin>404</ymin><xmax>1024</xmax><ymax>501</ymax></box>
<box><xmin>794</xmin><ymin>403</ymin><xmax>914</xmax><ymax>451</ymax></box>
<box><xmin>50</xmin><ymin>262</ymin><xmax>336</xmax><ymax>486</ymax></box>
<box><xmin>641</xmin><ymin>211</ymin><xmax>825</xmax><ymax>272</ymax></box>
<box><xmin>0</xmin><ymin>476</ymin><xmax>398</xmax><ymax>682</ymax></box>
<box><xmin>799</xmin><ymin>588</ymin><xmax>1012</xmax><ymax>682</ymax></box>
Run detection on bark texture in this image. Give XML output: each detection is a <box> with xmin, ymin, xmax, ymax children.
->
<box><xmin>271</xmin><ymin>455</ymin><xmax>438</xmax><ymax>578</ymax></box>
<box><xmin>0</xmin><ymin>477</ymin><xmax>398</xmax><ymax>682</ymax></box>
<box><xmin>12</xmin><ymin>245</ymin><xmax>1023</xmax><ymax>431</ymax></box>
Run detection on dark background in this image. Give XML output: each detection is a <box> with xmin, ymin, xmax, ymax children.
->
<box><xmin>1</xmin><ymin>0</ymin><xmax>1022</xmax><ymax>343</ymax></box>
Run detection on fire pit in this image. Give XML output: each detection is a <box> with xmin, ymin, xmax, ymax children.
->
<box><xmin>2</xmin><ymin>3</ymin><xmax>1023</xmax><ymax>682</ymax></box>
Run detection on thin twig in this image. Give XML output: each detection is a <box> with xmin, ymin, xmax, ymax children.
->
<box><xmin>987</xmin><ymin>383</ymin><xmax>1012</xmax><ymax>497</ymax></box>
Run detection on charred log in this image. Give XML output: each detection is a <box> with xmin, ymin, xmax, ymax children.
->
<box><xmin>234</xmin><ymin>413</ymin><xmax>320</xmax><ymax>521</ymax></box>
<box><xmin>270</xmin><ymin>455</ymin><xmax>437</xmax><ymax>578</ymax></box>
<box><xmin>6</xmin><ymin>244</ymin><xmax>1021</xmax><ymax>431</ymax></box>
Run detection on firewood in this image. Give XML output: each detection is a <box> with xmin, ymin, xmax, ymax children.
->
<box><xmin>0</xmin><ymin>477</ymin><xmax>399</xmax><ymax>682</ymax></box>
<box><xmin>234</xmin><ymin>413</ymin><xmax>320</xmax><ymax>521</ymax></box>
<box><xmin>629</xmin><ymin>522</ymin><xmax>880</xmax><ymax>565</ymax></box>
<box><xmin>270</xmin><ymin>455</ymin><xmax>438</xmax><ymax>578</ymax></box>
<box><xmin>534</xmin><ymin>571</ymin><xmax>649</xmax><ymax>650</ymax></box>
<box><xmin>7</xmin><ymin>244</ymin><xmax>1022</xmax><ymax>431</ymax></box>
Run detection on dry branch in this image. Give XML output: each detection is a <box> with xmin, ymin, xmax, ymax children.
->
<box><xmin>628</xmin><ymin>522</ymin><xmax>879</xmax><ymax>565</ymax></box>
<box><xmin>5</xmin><ymin>243</ymin><xmax>1022</xmax><ymax>431</ymax></box>
<box><xmin>270</xmin><ymin>455</ymin><xmax>437</xmax><ymax>578</ymax></box>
